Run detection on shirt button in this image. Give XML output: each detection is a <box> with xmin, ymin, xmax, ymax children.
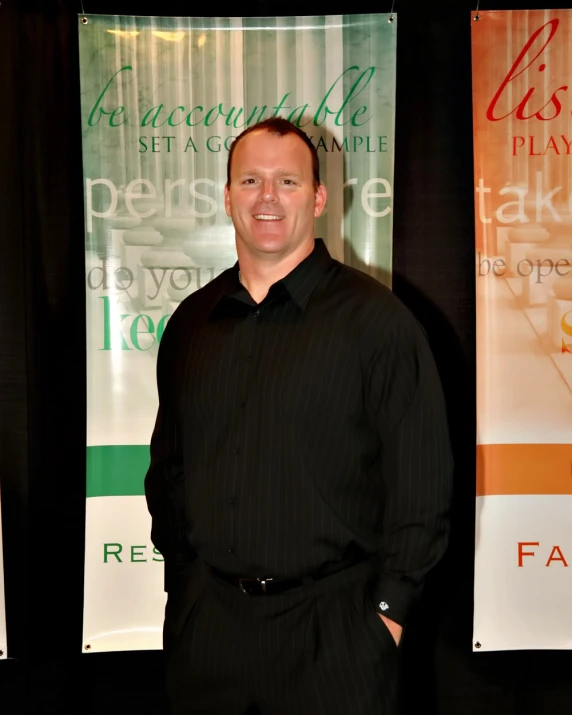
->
<box><xmin>246</xmin><ymin>354</ymin><xmax>252</xmax><ymax>362</ymax></box>
<box><xmin>253</xmin><ymin>310</ymin><xmax>260</xmax><ymax>319</ymax></box>
<box><xmin>229</xmin><ymin>497</ymin><xmax>237</xmax><ymax>505</ymax></box>
<box><xmin>228</xmin><ymin>547</ymin><xmax>235</xmax><ymax>554</ymax></box>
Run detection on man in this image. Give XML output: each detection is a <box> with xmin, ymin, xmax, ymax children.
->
<box><xmin>145</xmin><ymin>117</ymin><xmax>453</xmax><ymax>715</ymax></box>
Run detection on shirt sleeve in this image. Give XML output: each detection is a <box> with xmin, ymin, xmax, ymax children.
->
<box><xmin>144</xmin><ymin>309</ymin><xmax>196</xmax><ymax>592</ymax></box>
<box><xmin>364</xmin><ymin>308</ymin><xmax>454</xmax><ymax>626</ymax></box>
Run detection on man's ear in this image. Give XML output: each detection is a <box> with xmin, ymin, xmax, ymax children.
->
<box><xmin>314</xmin><ymin>183</ymin><xmax>327</xmax><ymax>217</ymax></box>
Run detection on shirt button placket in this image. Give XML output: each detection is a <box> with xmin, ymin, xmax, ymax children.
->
<box><xmin>230</xmin><ymin>306</ymin><xmax>259</xmax><ymax>559</ymax></box>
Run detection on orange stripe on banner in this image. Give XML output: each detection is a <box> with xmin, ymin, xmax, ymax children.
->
<box><xmin>477</xmin><ymin>444</ymin><xmax>572</xmax><ymax>496</ymax></box>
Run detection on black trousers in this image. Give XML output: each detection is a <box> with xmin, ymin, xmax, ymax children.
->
<box><xmin>163</xmin><ymin>559</ymin><xmax>402</xmax><ymax>715</ymax></box>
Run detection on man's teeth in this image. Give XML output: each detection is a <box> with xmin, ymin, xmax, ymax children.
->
<box><xmin>254</xmin><ymin>215</ymin><xmax>283</xmax><ymax>221</ymax></box>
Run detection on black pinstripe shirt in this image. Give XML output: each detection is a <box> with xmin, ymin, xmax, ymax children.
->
<box><xmin>145</xmin><ymin>238</ymin><xmax>453</xmax><ymax>626</ymax></box>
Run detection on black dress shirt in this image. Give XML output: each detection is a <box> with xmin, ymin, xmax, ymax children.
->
<box><xmin>145</xmin><ymin>238</ymin><xmax>453</xmax><ymax>626</ymax></box>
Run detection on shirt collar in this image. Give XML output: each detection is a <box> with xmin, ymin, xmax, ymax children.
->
<box><xmin>277</xmin><ymin>238</ymin><xmax>332</xmax><ymax>310</ymax></box>
<box><xmin>215</xmin><ymin>238</ymin><xmax>332</xmax><ymax>314</ymax></box>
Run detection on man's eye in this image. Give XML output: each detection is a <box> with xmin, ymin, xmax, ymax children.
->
<box><xmin>243</xmin><ymin>179</ymin><xmax>256</xmax><ymax>184</ymax></box>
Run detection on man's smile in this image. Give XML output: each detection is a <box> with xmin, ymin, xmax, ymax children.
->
<box><xmin>253</xmin><ymin>214</ymin><xmax>285</xmax><ymax>221</ymax></box>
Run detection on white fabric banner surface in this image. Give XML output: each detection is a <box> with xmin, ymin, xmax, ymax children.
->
<box><xmin>472</xmin><ymin>9</ymin><xmax>572</xmax><ymax>651</ymax></box>
<box><xmin>78</xmin><ymin>12</ymin><xmax>397</xmax><ymax>652</ymax></box>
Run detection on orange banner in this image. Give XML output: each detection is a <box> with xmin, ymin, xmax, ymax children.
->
<box><xmin>472</xmin><ymin>10</ymin><xmax>572</xmax><ymax>652</ymax></box>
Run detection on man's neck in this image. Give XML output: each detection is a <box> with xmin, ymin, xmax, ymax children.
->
<box><xmin>237</xmin><ymin>240</ymin><xmax>315</xmax><ymax>304</ymax></box>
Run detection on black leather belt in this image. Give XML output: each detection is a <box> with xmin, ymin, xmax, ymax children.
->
<box><xmin>211</xmin><ymin>567</ymin><xmax>312</xmax><ymax>595</ymax></box>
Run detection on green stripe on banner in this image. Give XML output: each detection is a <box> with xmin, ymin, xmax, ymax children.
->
<box><xmin>86</xmin><ymin>445</ymin><xmax>150</xmax><ymax>497</ymax></box>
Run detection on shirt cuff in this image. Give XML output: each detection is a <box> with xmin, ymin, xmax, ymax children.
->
<box><xmin>368</xmin><ymin>571</ymin><xmax>421</xmax><ymax>627</ymax></box>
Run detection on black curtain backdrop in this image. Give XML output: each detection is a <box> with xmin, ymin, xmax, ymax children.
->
<box><xmin>1</xmin><ymin>0</ymin><xmax>571</xmax><ymax>713</ymax></box>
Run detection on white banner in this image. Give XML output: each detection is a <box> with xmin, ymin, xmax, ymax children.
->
<box><xmin>78</xmin><ymin>12</ymin><xmax>397</xmax><ymax>652</ymax></box>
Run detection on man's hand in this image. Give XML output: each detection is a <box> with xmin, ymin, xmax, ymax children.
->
<box><xmin>378</xmin><ymin>614</ymin><xmax>402</xmax><ymax>646</ymax></box>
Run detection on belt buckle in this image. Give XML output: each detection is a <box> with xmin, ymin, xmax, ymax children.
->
<box><xmin>238</xmin><ymin>577</ymin><xmax>273</xmax><ymax>595</ymax></box>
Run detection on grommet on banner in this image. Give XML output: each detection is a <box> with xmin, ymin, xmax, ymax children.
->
<box><xmin>474</xmin><ymin>641</ymin><xmax>482</xmax><ymax>649</ymax></box>
<box><xmin>388</xmin><ymin>0</ymin><xmax>396</xmax><ymax>23</ymax></box>
<box><xmin>80</xmin><ymin>0</ymin><xmax>88</xmax><ymax>24</ymax></box>
<box><xmin>473</xmin><ymin>0</ymin><xmax>481</xmax><ymax>21</ymax></box>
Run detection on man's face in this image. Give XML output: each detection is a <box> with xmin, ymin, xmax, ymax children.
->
<box><xmin>224</xmin><ymin>130</ymin><xmax>327</xmax><ymax>260</ymax></box>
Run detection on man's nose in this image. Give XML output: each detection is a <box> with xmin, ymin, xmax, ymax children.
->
<box><xmin>259</xmin><ymin>181</ymin><xmax>277</xmax><ymax>202</ymax></box>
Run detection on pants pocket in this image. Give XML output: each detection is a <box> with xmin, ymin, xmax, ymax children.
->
<box><xmin>364</xmin><ymin>590</ymin><xmax>399</xmax><ymax>651</ymax></box>
<box><xmin>163</xmin><ymin>568</ymin><xmax>209</xmax><ymax>651</ymax></box>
